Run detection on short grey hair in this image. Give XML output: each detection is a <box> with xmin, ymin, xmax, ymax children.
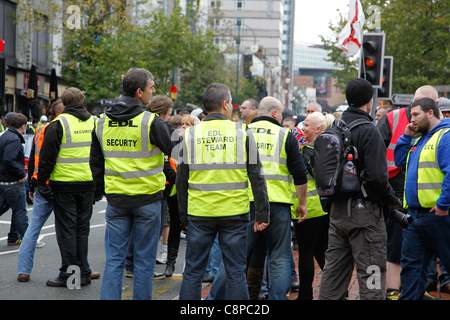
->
<box><xmin>202</xmin><ymin>83</ymin><xmax>231</xmax><ymax>113</ymax></box>
<box><xmin>122</xmin><ymin>68</ymin><xmax>154</xmax><ymax>97</ymax></box>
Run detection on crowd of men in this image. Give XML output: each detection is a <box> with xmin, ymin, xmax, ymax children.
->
<box><xmin>0</xmin><ymin>67</ymin><xmax>449</xmax><ymax>300</ymax></box>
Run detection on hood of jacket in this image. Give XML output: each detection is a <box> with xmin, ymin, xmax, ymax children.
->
<box><xmin>62</xmin><ymin>103</ymin><xmax>93</xmax><ymax>121</ymax></box>
<box><xmin>105</xmin><ymin>96</ymin><xmax>147</xmax><ymax>121</ymax></box>
<box><xmin>424</xmin><ymin>118</ymin><xmax>450</xmax><ymax>137</ymax></box>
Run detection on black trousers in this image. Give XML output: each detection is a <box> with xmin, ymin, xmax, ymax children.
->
<box><xmin>294</xmin><ymin>214</ymin><xmax>329</xmax><ymax>289</ymax></box>
<box><xmin>53</xmin><ymin>191</ymin><xmax>94</xmax><ymax>279</ymax></box>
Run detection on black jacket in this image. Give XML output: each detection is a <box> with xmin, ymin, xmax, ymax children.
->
<box><xmin>37</xmin><ymin>103</ymin><xmax>95</xmax><ymax>193</ymax></box>
<box><xmin>90</xmin><ymin>95</ymin><xmax>177</xmax><ymax>209</ymax></box>
<box><xmin>0</xmin><ymin>127</ymin><xmax>26</xmax><ymax>182</ymax></box>
<box><xmin>341</xmin><ymin>107</ymin><xmax>389</xmax><ymax>205</ymax></box>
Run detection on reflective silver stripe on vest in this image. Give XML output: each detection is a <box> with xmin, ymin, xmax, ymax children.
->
<box><xmin>34</xmin><ymin>126</ymin><xmax>44</xmax><ymax>156</ymax></box>
<box><xmin>104</xmin><ymin>164</ymin><xmax>164</xmax><ymax>179</ymax></box>
<box><xmin>189</xmin><ymin>181</ymin><xmax>248</xmax><ymax>192</ymax></box>
<box><xmin>417</xmin><ymin>182</ymin><xmax>443</xmax><ymax>190</ymax></box>
<box><xmin>97</xmin><ymin>112</ymin><xmax>161</xmax><ymax>158</ymax></box>
<box><xmin>387</xmin><ymin>109</ymin><xmax>401</xmax><ymax>167</ymax></box>
<box><xmin>56</xmin><ymin>116</ymin><xmax>91</xmax><ymax>164</ymax></box>
<box><xmin>236</xmin><ymin>122</ymin><xmax>245</xmax><ymax>164</ymax></box>
<box><xmin>56</xmin><ymin>157</ymin><xmax>90</xmax><ymax>164</ymax></box>
<box><xmin>263</xmin><ymin>174</ymin><xmax>292</xmax><ymax>183</ymax></box>
<box><xmin>188</xmin><ymin>125</ymin><xmax>196</xmax><ymax>164</ymax></box>
<box><xmin>259</xmin><ymin>127</ymin><xmax>288</xmax><ymax>165</ymax></box>
<box><xmin>189</xmin><ymin>163</ymin><xmax>247</xmax><ymax>171</ymax></box>
<box><xmin>390</xmin><ymin>109</ymin><xmax>400</xmax><ymax>136</ymax></box>
<box><xmin>417</xmin><ymin>129</ymin><xmax>449</xmax><ymax>191</ymax></box>
<box><xmin>61</xmin><ymin>141</ymin><xmax>91</xmax><ymax>148</ymax></box>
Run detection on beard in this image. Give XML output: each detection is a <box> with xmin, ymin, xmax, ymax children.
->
<box><xmin>416</xmin><ymin>117</ymin><xmax>430</xmax><ymax>134</ymax></box>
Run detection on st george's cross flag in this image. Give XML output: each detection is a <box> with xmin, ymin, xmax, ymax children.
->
<box><xmin>338</xmin><ymin>0</ymin><xmax>365</xmax><ymax>55</ymax></box>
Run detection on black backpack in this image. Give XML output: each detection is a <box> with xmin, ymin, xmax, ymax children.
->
<box><xmin>312</xmin><ymin>118</ymin><xmax>372</xmax><ymax>198</ymax></box>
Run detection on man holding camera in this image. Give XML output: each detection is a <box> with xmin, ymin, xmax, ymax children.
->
<box><xmin>394</xmin><ymin>97</ymin><xmax>450</xmax><ymax>300</ymax></box>
<box><xmin>318</xmin><ymin>78</ymin><xmax>399</xmax><ymax>300</ymax></box>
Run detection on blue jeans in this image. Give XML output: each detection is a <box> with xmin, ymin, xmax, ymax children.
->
<box><xmin>100</xmin><ymin>201</ymin><xmax>161</xmax><ymax>300</ymax></box>
<box><xmin>400</xmin><ymin>208</ymin><xmax>450</xmax><ymax>300</ymax></box>
<box><xmin>427</xmin><ymin>256</ymin><xmax>450</xmax><ymax>287</ymax></box>
<box><xmin>180</xmin><ymin>219</ymin><xmax>249</xmax><ymax>300</ymax></box>
<box><xmin>206</xmin><ymin>235</ymin><xmax>222</xmax><ymax>277</ymax></box>
<box><xmin>0</xmin><ymin>182</ymin><xmax>28</xmax><ymax>242</ymax></box>
<box><xmin>17</xmin><ymin>189</ymin><xmax>53</xmax><ymax>275</ymax></box>
<box><xmin>206</xmin><ymin>203</ymin><xmax>292</xmax><ymax>300</ymax></box>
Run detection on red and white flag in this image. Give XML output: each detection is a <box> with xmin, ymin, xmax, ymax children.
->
<box><xmin>338</xmin><ymin>0</ymin><xmax>365</xmax><ymax>56</ymax></box>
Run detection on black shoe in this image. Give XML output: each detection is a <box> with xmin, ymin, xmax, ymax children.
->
<box><xmin>81</xmin><ymin>277</ymin><xmax>91</xmax><ymax>286</ymax></box>
<box><xmin>202</xmin><ymin>273</ymin><xmax>214</xmax><ymax>283</ymax></box>
<box><xmin>46</xmin><ymin>276</ymin><xmax>91</xmax><ymax>287</ymax></box>
<box><xmin>164</xmin><ymin>264</ymin><xmax>175</xmax><ymax>277</ymax></box>
<box><xmin>46</xmin><ymin>276</ymin><xmax>67</xmax><ymax>287</ymax></box>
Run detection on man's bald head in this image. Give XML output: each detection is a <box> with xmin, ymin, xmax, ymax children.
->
<box><xmin>414</xmin><ymin>85</ymin><xmax>438</xmax><ymax>102</ymax></box>
<box><xmin>258</xmin><ymin>96</ymin><xmax>283</xmax><ymax>124</ymax></box>
<box><xmin>258</xmin><ymin>96</ymin><xmax>282</xmax><ymax>115</ymax></box>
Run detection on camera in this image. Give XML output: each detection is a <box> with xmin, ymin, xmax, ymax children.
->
<box><xmin>389</xmin><ymin>210</ymin><xmax>413</xmax><ymax>229</ymax></box>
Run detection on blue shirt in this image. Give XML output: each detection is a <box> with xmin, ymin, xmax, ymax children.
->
<box><xmin>394</xmin><ymin>119</ymin><xmax>450</xmax><ymax>210</ymax></box>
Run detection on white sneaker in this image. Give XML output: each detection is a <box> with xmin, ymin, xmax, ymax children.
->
<box><xmin>36</xmin><ymin>241</ymin><xmax>45</xmax><ymax>248</ymax></box>
<box><xmin>156</xmin><ymin>248</ymin><xmax>167</xmax><ymax>264</ymax></box>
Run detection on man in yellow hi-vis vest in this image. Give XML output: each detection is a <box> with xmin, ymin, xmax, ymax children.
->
<box><xmin>90</xmin><ymin>68</ymin><xmax>177</xmax><ymax>300</ymax></box>
<box><xmin>394</xmin><ymin>97</ymin><xmax>450</xmax><ymax>300</ymax></box>
<box><xmin>37</xmin><ymin>88</ymin><xmax>96</xmax><ymax>288</ymax></box>
<box><xmin>177</xmin><ymin>83</ymin><xmax>270</xmax><ymax>300</ymax></box>
<box><xmin>205</xmin><ymin>96</ymin><xmax>308</xmax><ymax>300</ymax></box>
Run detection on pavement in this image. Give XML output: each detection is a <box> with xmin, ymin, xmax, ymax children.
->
<box><xmin>2</xmin><ymin>199</ymin><xmax>449</xmax><ymax>301</ymax></box>
<box><xmin>201</xmin><ymin>244</ymin><xmax>450</xmax><ymax>300</ymax></box>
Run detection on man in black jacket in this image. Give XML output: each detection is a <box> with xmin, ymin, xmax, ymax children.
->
<box><xmin>318</xmin><ymin>78</ymin><xmax>394</xmax><ymax>300</ymax></box>
<box><xmin>90</xmin><ymin>68</ymin><xmax>177</xmax><ymax>300</ymax></box>
<box><xmin>37</xmin><ymin>88</ymin><xmax>96</xmax><ymax>287</ymax></box>
<box><xmin>0</xmin><ymin>113</ymin><xmax>28</xmax><ymax>245</ymax></box>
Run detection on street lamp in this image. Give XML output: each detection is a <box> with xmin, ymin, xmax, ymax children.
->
<box><xmin>217</xmin><ymin>22</ymin><xmax>259</xmax><ymax>105</ymax></box>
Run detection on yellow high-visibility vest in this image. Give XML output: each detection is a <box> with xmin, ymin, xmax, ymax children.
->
<box><xmin>248</xmin><ymin>120</ymin><xmax>293</xmax><ymax>204</ymax></box>
<box><xmin>50</xmin><ymin>114</ymin><xmax>94</xmax><ymax>182</ymax></box>
<box><xmin>183</xmin><ymin>119</ymin><xmax>250</xmax><ymax>217</ymax></box>
<box><xmin>405</xmin><ymin>128</ymin><xmax>450</xmax><ymax>208</ymax></box>
<box><xmin>95</xmin><ymin>112</ymin><xmax>165</xmax><ymax>196</ymax></box>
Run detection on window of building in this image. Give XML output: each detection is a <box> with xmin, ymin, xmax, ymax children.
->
<box><xmin>0</xmin><ymin>0</ymin><xmax>16</xmax><ymax>62</ymax></box>
<box><xmin>235</xmin><ymin>0</ymin><xmax>244</xmax><ymax>11</ymax></box>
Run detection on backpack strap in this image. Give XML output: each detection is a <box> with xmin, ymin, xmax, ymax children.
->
<box><xmin>344</xmin><ymin>118</ymin><xmax>373</xmax><ymax>198</ymax></box>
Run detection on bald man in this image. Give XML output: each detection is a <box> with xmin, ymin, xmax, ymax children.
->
<box><xmin>377</xmin><ymin>84</ymin><xmax>439</xmax><ymax>300</ymax></box>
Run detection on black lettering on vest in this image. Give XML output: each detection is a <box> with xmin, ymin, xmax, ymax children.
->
<box><xmin>108</xmin><ymin>120</ymin><xmax>139</xmax><ymax>128</ymax></box>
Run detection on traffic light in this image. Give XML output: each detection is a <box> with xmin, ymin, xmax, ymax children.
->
<box><xmin>359</xmin><ymin>33</ymin><xmax>385</xmax><ymax>88</ymax></box>
<box><xmin>0</xmin><ymin>39</ymin><xmax>4</xmax><ymax>53</ymax></box>
<box><xmin>170</xmin><ymin>85</ymin><xmax>177</xmax><ymax>100</ymax></box>
<box><xmin>378</xmin><ymin>56</ymin><xmax>393</xmax><ymax>100</ymax></box>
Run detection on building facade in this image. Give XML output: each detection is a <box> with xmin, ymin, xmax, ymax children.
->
<box><xmin>0</xmin><ymin>0</ymin><xmax>67</xmax><ymax>121</ymax></box>
<box><xmin>292</xmin><ymin>42</ymin><xmax>345</xmax><ymax>112</ymax></box>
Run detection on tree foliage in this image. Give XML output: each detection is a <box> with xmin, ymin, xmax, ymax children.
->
<box><xmin>320</xmin><ymin>0</ymin><xmax>450</xmax><ymax>94</ymax></box>
<box><xmin>13</xmin><ymin>0</ymin><xmax>261</xmax><ymax>109</ymax></box>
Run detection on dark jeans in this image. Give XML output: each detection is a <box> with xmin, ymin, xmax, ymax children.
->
<box><xmin>180</xmin><ymin>218</ymin><xmax>249</xmax><ymax>300</ymax></box>
<box><xmin>206</xmin><ymin>203</ymin><xmax>292</xmax><ymax>300</ymax></box>
<box><xmin>400</xmin><ymin>208</ymin><xmax>450</xmax><ymax>300</ymax></box>
<box><xmin>53</xmin><ymin>191</ymin><xmax>94</xmax><ymax>280</ymax></box>
<box><xmin>0</xmin><ymin>182</ymin><xmax>28</xmax><ymax>242</ymax></box>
